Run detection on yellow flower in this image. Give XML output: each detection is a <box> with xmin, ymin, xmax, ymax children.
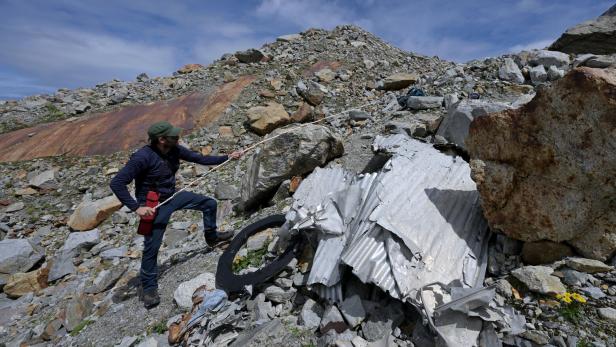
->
<box><xmin>562</xmin><ymin>296</ymin><xmax>573</xmax><ymax>304</ymax></box>
<box><xmin>571</xmin><ymin>293</ymin><xmax>586</xmax><ymax>303</ymax></box>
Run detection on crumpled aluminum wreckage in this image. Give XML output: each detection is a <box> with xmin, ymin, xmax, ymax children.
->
<box><xmin>275</xmin><ymin>134</ymin><xmax>525</xmax><ymax>347</ymax></box>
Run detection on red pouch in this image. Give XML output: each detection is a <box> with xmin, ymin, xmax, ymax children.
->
<box><xmin>137</xmin><ymin>190</ymin><xmax>160</xmax><ymax>236</ymax></box>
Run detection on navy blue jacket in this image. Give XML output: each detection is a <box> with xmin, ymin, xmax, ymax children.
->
<box><xmin>110</xmin><ymin>144</ymin><xmax>228</xmax><ymax>211</ymax></box>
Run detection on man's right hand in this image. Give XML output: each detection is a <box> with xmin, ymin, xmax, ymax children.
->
<box><xmin>136</xmin><ymin>206</ymin><xmax>155</xmax><ymax>217</ymax></box>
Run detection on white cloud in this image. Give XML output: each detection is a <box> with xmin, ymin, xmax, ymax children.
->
<box><xmin>508</xmin><ymin>38</ymin><xmax>554</xmax><ymax>53</ymax></box>
<box><xmin>0</xmin><ymin>26</ymin><xmax>178</xmax><ymax>89</ymax></box>
<box><xmin>256</xmin><ymin>0</ymin><xmax>373</xmax><ymax>30</ymax></box>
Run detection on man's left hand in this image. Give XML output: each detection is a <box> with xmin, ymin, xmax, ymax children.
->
<box><xmin>229</xmin><ymin>150</ymin><xmax>244</xmax><ymax>160</ymax></box>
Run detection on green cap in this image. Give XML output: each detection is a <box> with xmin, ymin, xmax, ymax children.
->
<box><xmin>147</xmin><ymin>121</ymin><xmax>182</xmax><ymax>139</ymax></box>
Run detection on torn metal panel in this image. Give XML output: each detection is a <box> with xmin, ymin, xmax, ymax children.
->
<box><xmin>308</xmin><ymin>283</ymin><xmax>344</xmax><ymax>305</ymax></box>
<box><xmin>287</xmin><ymin>134</ymin><xmax>490</xmax><ymax>303</ymax></box>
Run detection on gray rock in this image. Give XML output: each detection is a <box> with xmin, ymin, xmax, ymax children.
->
<box><xmin>581</xmin><ymin>286</ymin><xmax>606</xmax><ymax>299</ymax></box>
<box><xmin>597</xmin><ymin>307</ymin><xmax>616</xmax><ymax>322</ymax></box>
<box><xmin>550</xmin><ymin>5</ymin><xmax>616</xmax><ymax>54</ymax></box>
<box><xmin>264</xmin><ymin>285</ymin><xmax>296</xmax><ymax>304</ymax></box>
<box><xmin>293</xmin><ymin>272</ymin><xmax>309</xmax><ymax>287</ymax></box>
<box><xmin>495</xmin><ymin>279</ymin><xmax>513</xmax><ymax>298</ymax></box>
<box><xmin>512</xmin><ymin>266</ymin><xmax>566</xmax><ymax>295</ymax></box>
<box><xmin>240</xmin><ymin>124</ymin><xmax>343</xmax><ymax>209</ymax></box>
<box><xmin>521</xmin><ymin>330</ymin><xmax>550</xmax><ymax>345</ymax></box>
<box><xmin>499</xmin><ymin>58</ymin><xmax>525</xmax><ymax>83</ymax></box>
<box><xmin>565</xmin><ymin>257</ymin><xmax>613</xmax><ymax>273</ymax></box>
<box><xmin>547</xmin><ymin>65</ymin><xmax>565</xmax><ymax>81</ymax></box>
<box><xmin>361</xmin><ymin>303</ymin><xmax>403</xmax><ymax>342</ymax></box>
<box><xmin>561</xmin><ymin>269</ymin><xmax>591</xmax><ymax>286</ymax></box>
<box><xmin>340</xmin><ymin>294</ymin><xmax>365</xmax><ymax>328</ymax></box>
<box><xmin>5</xmin><ymin>202</ymin><xmax>25</xmax><ymax>212</ymax></box>
<box><xmin>443</xmin><ymin>93</ymin><xmax>459</xmax><ymax>110</ymax></box>
<box><xmin>28</xmin><ymin>169</ymin><xmax>56</xmax><ymax>188</ymax></box>
<box><xmin>0</xmin><ymin>239</ymin><xmax>44</xmax><ymax>274</ymax></box>
<box><xmin>348</xmin><ymin>110</ymin><xmax>371</xmax><ymax>121</ymax></box>
<box><xmin>48</xmin><ymin>252</ymin><xmax>76</xmax><ymax>282</ymax></box>
<box><xmin>247</xmin><ymin>230</ymin><xmax>272</xmax><ymax>251</ymax></box>
<box><xmin>110</xmin><ymin>89</ymin><xmax>128</xmax><ymax>104</ymax></box>
<box><xmin>436</xmin><ymin>99</ymin><xmax>511</xmax><ymax>150</ymax></box>
<box><xmin>116</xmin><ymin>336</ymin><xmax>139</xmax><ymax>347</ymax></box>
<box><xmin>529</xmin><ymin>65</ymin><xmax>548</xmax><ymax>85</ymax></box>
<box><xmin>255</xmin><ymin>293</ymin><xmax>274</xmax><ymax>320</ymax></box>
<box><xmin>320</xmin><ymin>305</ymin><xmax>347</xmax><ymax>333</ymax></box>
<box><xmin>100</xmin><ymin>246</ymin><xmax>128</xmax><ymax>259</ymax></box>
<box><xmin>173</xmin><ymin>272</ymin><xmax>216</xmax><ymax>310</ymax></box>
<box><xmin>61</xmin><ymin>229</ymin><xmax>100</xmax><ymax>254</ymax></box>
<box><xmin>235</xmin><ymin>48</ymin><xmax>265</xmax><ymax>63</ymax></box>
<box><xmin>111</xmin><ymin>211</ymin><xmax>129</xmax><ymax>224</ymax></box>
<box><xmin>229</xmin><ymin>319</ymin><xmax>283</xmax><ymax>347</ymax></box>
<box><xmin>296</xmin><ymin>80</ymin><xmax>327</xmax><ymax>106</ymax></box>
<box><xmin>215</xmin><ymin>183</ymin><xmax>240</xmax><ymax>200</ymax></box>
<box><xmin>529</xmin><ymin>50</ymin><xmax>571</xmax><ymax>67</ymax></box>
<box><xmin>299</xmin><ymin>298</ymin><xmax>324</xmax><ymax>331</ymax></box>
<box><xmin>64</xmin><ymin>294</ymin><xmax>93</xmax><ymax>332</ymax></box>
<box><xmin>405</xmin><ymin>96</ymin><xmax>443</xmax><ymax>110</ymax></box>
<box><xmin>551</xmin><ymin>335</ymin><xmax>567</xmax><ymax>347</ymax></box>
<box><xmin>85</xmin><ymin>265</ymin><xmax>126</xmax><ymax>294</ymax></box>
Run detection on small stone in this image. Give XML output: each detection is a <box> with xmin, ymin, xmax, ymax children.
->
<box><xmin>378</xmin><ymin>73</ymin><xmax>419</xmax><ymax>91</ymax></box>
<box><xmin>296</xmin><ymin>80</ymin><xmax>327</xmax><ymax>106</ymax></box>
<box><xmin>28</xmin><ymin>169</ymin><xmax>56</xmax><ymax>188</ymax></box>
<box><xmin>320</xmin><ymin>305</ymin><xmax>347</xmax><ymax>334</ymax></box>
<box><xmin>581</xmin><ymin>286</ymin><xmax>606</xmax><ymax>299</ymax></box>
<box><xmin>547</xmin><ymin>65</ymin><xmax>565</xmax><ymax>81</ymax></box>
<box><xmin>68</xmin><ymin>195</ymin><xmax>122</xmax><ymax>231</ymax></box>
<box><xmin>348</xmin><ymin>110</ymin><xmax>371</xmax><ymax>121</ymax></box>
<box><xmin>561</xmin><ymin>269</ymin><xmax>591</xmax><ymax>286</ymax></box>
<box><xmin>176</xmin><ymin>63</ymin><xmax>204</xmax><ymax>74</ymax></box>
<box><xmin>100</xmin><ymin>246</ymin><xmax>128</xmax><ymax>259</ymax></box>
<box><xmin>264</xmin><ymin>285</ymin><xmax>296</xmax><ymax>304</ymax></box>
<box><xmin>5</xmin><ymin>201</ymin><xmax>25</xmax><ymax>212</ymax></box>
<box><xmin>0</xmin><ymin>238</ymin><xmax>45</xmax><ymax>275</ymax></box>
<box><xmin>64</xmin><ymin>294</ymin><xmax>93</xmax><ymax>332</ymax></box>
<box><xmin>255</xmin><ymin>293</ymin><xmax>274</xmax><ymax>320</ymax></box>
<box><xmin>85</xmin><ymin>265</ymin><xmax>126</xmax><ymax>294</ymax></box>
<box><xmin>235</xmin><ymin>49</ymin><xmax>265</xmax><ymax>63</ymax></box>
<box><xmin>566</xmin><ymin>257</ymin><xmax>613</xmax><ymax>274</ymax></box>
<box><xmin>499</xmin><ymin>58</ymin><xmax>525</xmax><ymax>83</ymax></box>
<box><xmin>512</xmin><ymin>265</ymin><xmax>566</xmax><ymax>295</ymax></box>
<box><xmin>597</xmin><ymin>307</ymin><xmax>616</xmax><ymax>322</ymax></box>
<box><xmin>300</xmin><ymin>298</ymin><xmax>324</xmax><ymax>331</ymax></box>
<box><xmin>173</xmin><ymin>272</ymin><xmax>216</xmax><ymax>310</ymax></box>
<box><xmin>521</xmin><ymin>330</ymin><xmax>550</xmax><ymax>345</ymax></box>
<box><xmin>340</xmin><ymin>294</ymin><xmax>365</xmax><ymax>328</ymax></box>
<box><xmin>315</xmin><ymin>68</ymin><xmax>337</xmax><ymax>83</ymax></box>
<box><xmin>247</xmin><ymin>229</ymin><xmax>273</xmax><ymax>251</ymax></box>
<box><xmin>529</xmin><ymin>65</ymin><xmax>548</xmax><ymax>85</ymax></box>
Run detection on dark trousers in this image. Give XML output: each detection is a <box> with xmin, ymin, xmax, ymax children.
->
<box><xmin>140</xmin><ymin>191</ymin><xmax>218</xmax><ymax>292</ymax></box>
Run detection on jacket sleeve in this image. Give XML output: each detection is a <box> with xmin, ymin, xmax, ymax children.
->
<box><xmin>109</xmin><ymin>152</ymin><xmax>148</xmax><ymax>211</ymax></box>
<box><xmin>178</xmin><ymin>145</ymin><xmax>228</xmax><ymax>166</ymax></box>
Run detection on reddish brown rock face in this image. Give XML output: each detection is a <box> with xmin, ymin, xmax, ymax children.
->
<box><xmin>467</xmin><ymin>67</ymin><xmax>616</xmax><ymax>261</ymax></box>
<box><xmin>0</xmin><ymin>76</ymin><xmax>255</xmax><ymax>162</ymax></box>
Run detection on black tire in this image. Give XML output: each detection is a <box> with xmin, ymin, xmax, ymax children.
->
<box><xmin>216</xmin><ymin>214</ymin><xmax>301</xmax><ymax>293</ymax></box>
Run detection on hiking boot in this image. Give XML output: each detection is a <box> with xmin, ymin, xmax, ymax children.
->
<box><xmin>141</xmin><ymin>289</ymin><xmax>160</xmax><ymax>309</ymax></box>
<box><xmin>204</xmin><ymin>229</ymin><xmax>233</xmax><ymax>247</ymax></box>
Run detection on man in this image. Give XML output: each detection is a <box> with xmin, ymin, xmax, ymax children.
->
<box><xmin>110</xmin><ymin>121</ymin><xmax>243</xmax><ymax>309</ymax></box>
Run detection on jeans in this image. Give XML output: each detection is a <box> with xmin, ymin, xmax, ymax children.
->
<box><xmin>140</xmin><ymin>191</ymin><xmax>218</xmax><ymax>292</ymax></box>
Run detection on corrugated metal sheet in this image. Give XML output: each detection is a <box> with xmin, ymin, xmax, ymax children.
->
<box><xmin>287</xmin><ymin>134</ymin><xmax>490</xmax><ymax>304</ymax></box>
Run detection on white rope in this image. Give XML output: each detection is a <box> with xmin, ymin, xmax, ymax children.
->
<box><xmin>154</xmin><ymin>99</ymin><xmax>381</xmax><ymax>210</ymax></box>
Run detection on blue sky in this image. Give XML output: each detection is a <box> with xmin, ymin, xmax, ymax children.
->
<box><xmin>0</xmin><ymin>0</ymin><xmax>612</xmax><ymax>100</ymax></box>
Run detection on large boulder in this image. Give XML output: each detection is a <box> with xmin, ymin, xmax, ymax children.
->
<box><xmin>0</xmin><ymin>238</ymin><xmax>44</xmax><ymax>275</ymax></box>
<box><xmin>240</xmin><ymin>124</ymin><xmax>343</xmax><ymax>209</ymax></box>
<box><xmin>377</xmin><ymin>72</ymin><xmax>419</xmax><ymax>91</ymax></box>
<box><xmin>247</xmin><ymin>102</ymin><xmax>290</xmax><ymax>136</ymax></box>
<box><xmin>436</xmin><ymin>99</ymin><xmax>511</xmax><ymax>150</ymax></box>
<box><xmin>467</xmin><ymin>67</ymin><xmax>616</xmax><ymax>261</ymax></box>
<box><xmin>549</xmin><ymin>4</ymin><xmax>616</xmax><ymax>55</ymax></box>
<box><xmin>68</xmin><ymin>195</ymin><xmax>122</xmax><ymax>231</ymax></box>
